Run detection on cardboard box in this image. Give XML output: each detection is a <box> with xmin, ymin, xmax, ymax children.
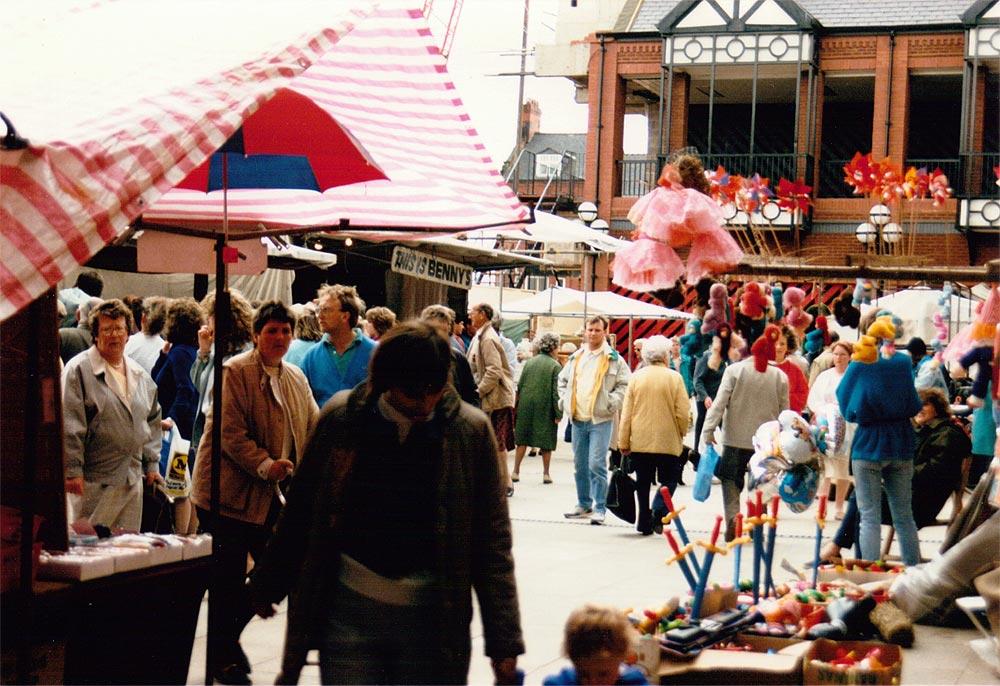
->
<box><xmin>802</xmin><ymin>639</ymin><xmax>901</xmax><ymax>685</ymax></box>
<box><xmin>659</xmin><ymin>632</ymin><xmax>811</xmax><ymax>684</ymax></box>
<box><xmin>817</xmin><ymin>559</ymin><xmax>904</xmax><ymax>585</ymax></box>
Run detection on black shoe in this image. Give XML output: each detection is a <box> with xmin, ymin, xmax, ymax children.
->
<box><xmin>213</xmin><ymin>664</ymin><xmax>252</xmax><ymax>685</ymax></box>
<box><xmin>506</xmin><ymin>486</ymin><xmax>515</xmax><ymax>497</ymax></box>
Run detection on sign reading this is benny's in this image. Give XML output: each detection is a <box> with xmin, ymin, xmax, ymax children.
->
<box><xmin>390</xmin><ymin>246</ymin><xmax>472</xmax><ymax>290</ymax></box>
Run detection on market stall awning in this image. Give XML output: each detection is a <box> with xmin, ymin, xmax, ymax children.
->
<box><xmin>0</xmin><ymin>0</ymin><xmax>377</xmax><ymax>321</ymax></box>
<box><xmin>462</xmin><ymin>211</ymin><xmax>630</xmax><ymax>253</ymax></box>
<box><xmin>501</xmin><ymin>287</ymin><xmax>694</xmax><ymax>320</ymax></box>
<box><xmin>143</xmin><ymin>6</ymin><xmax>529</xmax><ymax>235</ymax></box>
<box><xmin>1</xmin><ymin>3</ymin><xmax>530</xmax><ymax>322</ymax></box>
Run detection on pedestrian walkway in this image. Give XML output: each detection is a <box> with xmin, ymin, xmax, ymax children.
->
<box><xmin>186</xmin><ymin>438</ymin><xmax>996</xmax><ymax>684</ymax></box>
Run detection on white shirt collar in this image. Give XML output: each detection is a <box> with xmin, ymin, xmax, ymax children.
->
<box><xmin>88</xmin><ymin>346</ymin><xmax>142</xmax><ymax>381</ymax></box>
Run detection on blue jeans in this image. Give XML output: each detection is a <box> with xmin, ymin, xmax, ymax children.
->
<box><xmin>571</xmin><ymin>419</ymin><xmax>614</xmax><ymax>514</ymax></box>
<box><xmin>852</xmin><ymin>459</ymin><xmax>921</xmax><ymax>565</ymax></box>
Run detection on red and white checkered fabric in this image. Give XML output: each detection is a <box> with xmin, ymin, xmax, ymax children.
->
<box><xmin>1</xmin><ymin>2</ymin><xmax>528</xmax><ymax>322</ymax></box>
<box><xmin>1</xmin><ymin>0</ymin><xmax>374</xmax><ymax>321</ymax></box>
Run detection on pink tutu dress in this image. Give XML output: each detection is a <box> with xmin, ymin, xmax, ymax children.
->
<box><xmin>615</xmin><ymin>171</ymin><xmax>742</xmax><ymax>289</ymax></box>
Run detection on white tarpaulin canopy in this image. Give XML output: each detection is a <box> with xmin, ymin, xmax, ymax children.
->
<box><xmin>865</xmin><ymin>287</ymin><xmax>981</xmax><ymax>343</ymax></box>
<box><xmin>462</xmin><ymin>211</ymin><xmax>629</xmax><ymax>253</ymax></box>
<box><xmin>500</xmin><ymin>287</ymin><xmax>694</xmax><ymax>320</ymax></box>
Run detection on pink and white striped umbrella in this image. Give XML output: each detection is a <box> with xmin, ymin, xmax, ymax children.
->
<box><xmin>145</xmin><ymin>6</ymin><xmax>529</xmax><ymax>234</ymax></box>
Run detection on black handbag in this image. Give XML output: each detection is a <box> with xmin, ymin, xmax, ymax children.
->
<box><xmin>606</xmin><ymin>458</ymin><xmax>637</xmax><ymax>524</ymax></box>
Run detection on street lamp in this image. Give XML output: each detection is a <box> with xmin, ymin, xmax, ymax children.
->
<box><xmin>577</xmin><ymin>201</ymin><xmax>598</xmax><ymax>224</ymax></box>
<box><xmin>590</xmin><ymin>218</ymin><xmax>610</xmax><ymax>232</ymax></box>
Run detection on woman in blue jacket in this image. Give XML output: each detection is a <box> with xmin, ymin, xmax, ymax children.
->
<box><xmin>837</xmin><ymin>316</ymin><xmax>923</xmax><ymax>564</ymax></box>
<box><xmin>152</xmin><ymin>298</ymin><xmax>204</xmax><ymax>439</ymax></box>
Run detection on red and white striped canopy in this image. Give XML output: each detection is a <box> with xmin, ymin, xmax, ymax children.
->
<box><xmin>145</xmin><ymin>6</ymin><xmax>529</xmax><ymax>235</ymax></box>
<box><xmin>1</xmin><ymin>2</ymin><xmax>528</xmax><ymax>322</ymax></box>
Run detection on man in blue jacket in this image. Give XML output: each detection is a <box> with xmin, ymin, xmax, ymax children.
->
<box><xmin>300</xmin><ymin>284</ymin><xmax>376</xmax><ymax>407</ymax></box>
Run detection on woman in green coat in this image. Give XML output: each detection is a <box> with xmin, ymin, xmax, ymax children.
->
<box><xmin>513</xmin><ymin>332</ymin><xmax>563</xmax><ymax>483</ymax></box>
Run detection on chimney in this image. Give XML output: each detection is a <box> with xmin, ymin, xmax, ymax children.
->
<box><xmin>521</xmin><ymin>99</ymin><xmax>541</xmax><ymax>144</ymax></box>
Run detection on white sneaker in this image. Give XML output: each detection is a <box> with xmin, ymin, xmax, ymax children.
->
<box><xmin>590</xmin><ymin>511</ymin><xmax>606</xmax><ymax>525</ymax></box>
<box><xmin>564</xmin><ymin>505</ymin><xmax>592</xmax><ymax>519</ymax></box>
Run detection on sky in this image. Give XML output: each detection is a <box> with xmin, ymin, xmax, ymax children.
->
<box><xmin>427</xmin><ymin>0</ymin><xmax>647</xmax><ymax>167</ymax></box>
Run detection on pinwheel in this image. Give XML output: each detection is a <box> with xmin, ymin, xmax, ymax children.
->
<box><xmin>928</xmin><ymin>168</ymin><xmax>953</xmax><ymax>207</ymax></box>
<box><xmin>776</xmin><ymin>177</ymin><xmax>813</xmax><ymax>212</ymax></box>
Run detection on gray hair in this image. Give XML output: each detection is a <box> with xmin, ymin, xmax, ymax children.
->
<box><xmin>534</xmin><ymin>332</ymin><xmax>561</xmax><ymax>355</ymax></box>
<box><xmin>641</xmin><ymin>335</ymin><xmax>672</xmax><ymax>364</ymax></box>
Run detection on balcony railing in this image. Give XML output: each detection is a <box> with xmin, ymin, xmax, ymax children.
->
<box><xmin>504</xmin><ymin>149</ymin><xmax>580</xmax><ymax>205</ymax></box>
<box><xmin>617</xmin><ymin>154</ymin><xmax>813</xmax><ymax>197</ymax></box>
<box><xmin>905</xmin><ymin>158</ymin><xmax>963</xmax><ymax>197</ymax></box>
<box><xmin>818</xmin><ymin>158</ymin><xmax>853</xmax><ymax>198</ymax></box>
<box><xmin>959</xmin><ymin>152</ymin><xmax>1000</xmax><ymax>198</ymax></box>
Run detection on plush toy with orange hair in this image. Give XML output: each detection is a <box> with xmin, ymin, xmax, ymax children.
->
<box><xmin>852</xmin><ymin>316</ymin><xmax>897</xmax><ymax>364</ymax></box>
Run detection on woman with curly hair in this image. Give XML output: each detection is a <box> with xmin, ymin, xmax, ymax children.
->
<box><xmin>513</xmin><ymin>332</ymin><xmax>564</xmax><ymax>484</ymax></box>
<box><xmin>151</xmin><ymin>298</ymin><xmax>203</xmax><ymax>439</ymax></box>
<box><xmin>284</xmin><ymin>307</ymin><xmax>321</xmax><ymax>368</ymax></box>
<box><xmin>188</xmin><ymin>290</ymin><xmax>255</xmax><ymax>460</ymax></box>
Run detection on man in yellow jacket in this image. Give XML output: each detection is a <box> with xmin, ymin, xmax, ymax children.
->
<box><xmin>618</xmin><ymin>336</ymin><xmax>691</xmax><ymax>535</ymax></box>
<box><xmin>558</xmin><ymin>315</ymin><xmax>631</xmax><ymax>525</ymax></box>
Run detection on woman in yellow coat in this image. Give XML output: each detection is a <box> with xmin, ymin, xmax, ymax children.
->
<box><xmin>618</xmin><ymin>335</ymin><xmax>691</xmax><ymax>535</ymax></box>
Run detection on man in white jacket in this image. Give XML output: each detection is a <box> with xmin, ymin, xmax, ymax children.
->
<box><xmin>558</xmin><ymin>315</ymin><xmax>631</xmax><ymax>525</ymax></box>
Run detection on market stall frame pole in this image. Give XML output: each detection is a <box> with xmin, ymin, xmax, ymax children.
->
<box><xmin>205</xmin><ymin>154</ymin><xmax>231</xmax><ymax>686</ymax></box>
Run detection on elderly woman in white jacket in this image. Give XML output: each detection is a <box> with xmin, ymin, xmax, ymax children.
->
<box><xmin>618</xmin><ymin>336</ymin><xmax>691</xmax><ymax>536</ymax></box>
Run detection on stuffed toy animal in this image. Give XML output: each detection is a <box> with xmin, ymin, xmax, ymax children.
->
<box><xmin>772</xmin><ymin>284</ymin><xmax>784</xmax><ymax>322</ymax></box>
<box><xmin>701</xmin><ymin>282</ymin><xmax>728</xmax><ymax>334</ymax></box>
<box><xmin>833</xmin><ymin>291</ymin><xmax>861</xmax><ymax>329</ymax></box>
<box><xmin>803</xmin><ymin>315</ymin><xmax>830</xmax><ymax>363</ymax></box>
<box><xmin>853</xmin><ymin>316</ymin><xmax>897</xmax><ymax>363</ymax></box>
<box><xmin>741</xmin><ymin>282</ymin><xmax>768</xmax><ymax>319</ymax></box>
<box><xmin>680</xmin><ymin>319</ymin><xmax>706</xmax><ymax>359</ymax></box>
<box><xmin>750</xmin><ymin>323</ymin><xmax>782</xmax><ymax>372</ymax></box>
<box><xmin>782</xmin><ymin>286</ymin><xmax>813</xmax><ymax>333</ymax></box>
<box><xmin>852</xmin><ymin>278</ymin><xmax>875</xmax><ymax>307</ymax></box>
<box><xmin>739</xmin><ymin>282</ymin><xmax>770</xmax><ymax>344</ymax></box>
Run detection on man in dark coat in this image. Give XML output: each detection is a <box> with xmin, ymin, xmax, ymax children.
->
<box><xmin>249</xmin><ymin>322</ymin><xmax>523</xmax><ymax>685</ymax></box>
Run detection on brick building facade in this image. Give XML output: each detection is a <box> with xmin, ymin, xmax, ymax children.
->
<box><xmin>533</xmin><ymin>0</ymin><xmax>999</xmax><ymax>288</ymax></box>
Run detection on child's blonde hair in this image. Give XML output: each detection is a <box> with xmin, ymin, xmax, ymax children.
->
<box><xmin>563</xmin><ymin>604</ymin><xmax>633</xmax><ymax>663</ymax></box>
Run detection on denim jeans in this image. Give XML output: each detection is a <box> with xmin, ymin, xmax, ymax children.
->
<box><xmin>571</xmin><ymin>419</ymin><xmax>614</xmax><ymax>514</ymax></box>
<box><xmin>852</xmin><ymin>459</ymin><xmax>921</xmax><ymax>565</ymax></box>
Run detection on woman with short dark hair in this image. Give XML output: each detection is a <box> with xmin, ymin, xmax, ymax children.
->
<box><xmin>151</xmin><ymin>298</ymin><xmax>204</xmax><ymax>439</ymax></box>
<box><xmin>191</xmin><ymin>299</ymin><xmax>317</xmax><ymax>684</ymax></box>
<box><xmin>250</xmin><ymin>321</ymin><xmax>524</xmax><ymax>685</ymax></box>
